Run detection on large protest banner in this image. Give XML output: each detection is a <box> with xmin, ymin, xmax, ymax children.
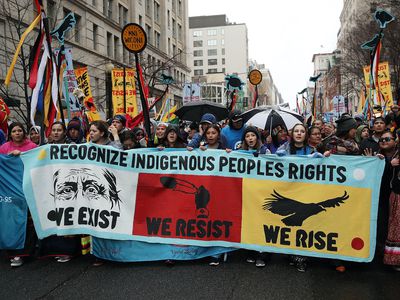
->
<box><xmin>0</xmin><ymin>156</ymin><xmax>27</xmax><ymax>249</ymax></box>
<box><xmin>75</xmin><ymin>67</ymin><xmax>101</xmax><ymax>121</ymax></box>
<box><xmin>19</xmin><ymin>145</ymin><xmax>385</xmax><ymax>262</ymax></box>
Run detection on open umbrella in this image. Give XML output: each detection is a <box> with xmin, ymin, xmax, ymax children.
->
<box><xmin>175</xmin><ymin>100</ymin><xmax>229</xmax><ymax>122</ymax></box>
<box><xmin>245</xmin><ymin>108</ymin><xmax>304</xmax><ymax>131</ymax></box>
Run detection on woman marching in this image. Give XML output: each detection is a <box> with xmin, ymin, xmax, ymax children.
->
<box><xmin>239</xmin><ymin>126</ymin><xmax>271</xmax><ymax>267</ymax></box>
<box><xmin>276</xmin><ymin>123</ymin><xmax>323</xmax><ymax>272</ymax></box>
<box><xmin>0</xmin><ymin>122</ymin><xmax>38</xmax><ymax>267</ymax></box>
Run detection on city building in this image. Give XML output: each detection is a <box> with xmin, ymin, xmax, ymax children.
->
<box><xmin>0</xmin><ymin>0</ymin><xmax>190</xmax><ymax>120</ymax></box>
<box><xmin>188</xmin><ymin>14</ymin><xmax>249</xmax><ymax>108</ymax></box>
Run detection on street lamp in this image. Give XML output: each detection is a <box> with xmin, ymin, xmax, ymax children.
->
<box><xmin>105</xmin><ymin>61</ymin><xmax>114</xmax><ymax>119</ymax></box>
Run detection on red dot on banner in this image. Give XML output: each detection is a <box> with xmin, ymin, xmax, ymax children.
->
<box><xmin>351</xmin><ymin>237</ymin><xmax>364</xmax><ymax>250</ymax></box>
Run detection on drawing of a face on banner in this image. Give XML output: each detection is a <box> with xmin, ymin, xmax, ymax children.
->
<box><xmin>51</xmin><ymin>168</ymin><xmax>121</xmax><ymax>209</ymax></box>
<box><xmin>30</xmin><ymin>164</ymin><xmax>137</xmax><ymax>235</ymax></box>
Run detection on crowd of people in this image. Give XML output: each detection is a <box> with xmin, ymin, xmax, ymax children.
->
<box><xmin>0</xmin><ymin>104</ymin><xmax>399</xmax><ymax>273</ymax></box>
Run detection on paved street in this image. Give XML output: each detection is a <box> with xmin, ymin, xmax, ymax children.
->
<box><xmin>1</xmin><ymin>251</ymin><xmax>399</xmax><ymax>300</ymax></box>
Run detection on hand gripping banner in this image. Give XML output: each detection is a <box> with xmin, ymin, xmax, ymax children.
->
<box><xmin>19</xmin><ymin>145</ymin><xmax>385</xmax><ymax>262</ymax></box>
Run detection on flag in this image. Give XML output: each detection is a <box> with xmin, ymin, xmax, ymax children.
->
<box><xmin>161</xmin><ymin>105</ymin><xmax>178</xmax><ymax>123</ymax></box>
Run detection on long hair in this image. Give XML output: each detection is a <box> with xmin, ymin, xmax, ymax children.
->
<box><xmin>7</xmin><ymin>122</ymin><xmax>27</xmax><ymax>142</ymax></box>
<box><xmin>289</xmin><ymin>123</ymin><xmax>309</xmax><ymax>155</ymax></box>
<box><xmin>90</xmin><ymin>120</ymin><xmax>109</xmax><ymax>138</ymax></box>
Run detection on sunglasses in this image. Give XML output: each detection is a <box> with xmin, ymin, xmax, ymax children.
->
<box><xmin>378</xmin><ymin>137</ymin><xmax>394</xmax><ymax>143</ymax></box>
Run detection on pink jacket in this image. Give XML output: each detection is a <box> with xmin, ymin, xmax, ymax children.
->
<box><xmin>0</xmin><ymin>139</ymin><xmax>37</xmax><ymax>154</ymax></box>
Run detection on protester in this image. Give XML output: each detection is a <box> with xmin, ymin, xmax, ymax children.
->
<box><xmin>66</xmin><ymin>117</ymin><xmax>86</xmax><ymax>144</ymax></box>
<box><xmin>323</xmin><ymin>115</ymin><xmax>359</xmax><ymax>156</ymax></box>
<box><xmin>28</xmin><ymin>126</ymin><xmax>42</xmax><ymax>145</ymax></box>
<box><xmin>276</xmin><ymin>123</ymin><xmax>324</xmax><ymax>272</ymax></box>
<box><xmin>0</xmin><ymin>122</ymin><xmax>37</xmax><ymax>267</ymax></box>
<box><xmin>385</xmin><ymin>104</ymin><xmax>400</xmax><ymax>129</ymax></box>
<box><xmin>265</xmin><ymin>125</ymin><xmax>288</xmax><ymax>154</ymax></box>
<box><xmin>308</xmin><ymin>126</ymin><xmax>322</xmax><ymax>149</ymax></box>
<box><xmin>149</xmin><ymin>122</ymin><xmax>168</xmax><ymax>147</ymax></box>
<box><xmin>161</xmin><ymin>125</ymin><xmax>186</xmax><ymax>148</ymax></box>
<box><xmin>186</xmin><ymin>122</ymin><xmax>198</xmax><ymax>144</ymax></box>
<box><xmin>0</xmin><ymin>122</ymin><xmax>37</xmax><ymax>155</ymax></box>
<box><xmin>111</xmin><ymin>114</ymin><xmax>129</xmax><ymax>141</ymax></box>
<box><xmin>312</xmin><ymin>119</ymin><xmax>323</xmax><ymax>129</ymax></box>
<box><xmin>355</xmin><ymin>124</ymin><xmax>370</xmax><ymax>145</ymax></box>
<box><xmin>360</xmin><ymin>117</ymin><xmax>386</xmax><ymax>155</ymax></box>
<box><xmin>221</xmin><ymin>109</ymin><xmax>245</xmax><ymax>150</ymax></box>
<box><xmin>199</xmin><ymin>124</ymin><xmax>225</xmax><ymax>150</ymax></box>
<box><xmin>121</xmin><ymin>130</ymin><xmax>136</xmax><ymax>150</ymax></box>
<box><xmin>383</xmin><ymin>135</ymin><xmax>400</xmax><ymax>270</ymax></box>
<box><xmin>48</xmin><ymin>121</ymin><xmax>67</xmax><ymax>144</ymax></box>
<box><xmin>240</xmin><ymin>126</ymin><xmax>271</xmax><ymax>267</ymax></box>
<box><xmin>89</xmin><ymin>120</ymin><xmax>123</xmax><ymax>149</ymax></box>
<box><xmin>131</xmin><ymin>127</ymin><xmax>147</xmax><ymax>148</ymax></box>
<box><xmin>188</xmin><ymin>113</ymin><xmax>217</xmax><ymax>148</ymax></box>
<box><xmin>322</xmin><ymin>122</ymin><xmax>335</xmax><ymax>139</ymax></box>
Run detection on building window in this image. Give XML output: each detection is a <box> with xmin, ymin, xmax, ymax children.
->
<box><xmin>221</xmin><ymin>29</ymin><xmax>224</xmax><ymax>35</ymax></box>
<box><xmin>145</xmin><ymin>24</ymin><xmax>152</xmax><ymax>44</ymax></box>
<box><xmin>207</xmin><ymin>29</ymin><xmax>217</xmax><ymax>36</ymax></box>
<box><xmin>139</xmin><ymin>15</ymin><xmax>143</xmax><ymax>26</ymax></box>
<box><xmin>194</xmin><ymin>70</ymin><xmax>203</xmax><ymax>76</ymax></box>
<box><xmin>193</xmin><ymin>40</ymin><xmax>203</xmax><ymax>47</ymax></box>
<box><xmin>178</xmin><ymin>0</ymin><xmax>182</xmax><ymax>15</ymax></box>
<box><xmin>207</xmin><ymin>49</ymin><xmax>217</xmax><ymax>56</ymax></box>
<box><xmin>114</xmin><ymin>36</ymin><xmax>120</xmax><ymax>60</ymax></box>
<box><xmin>221</xmin><ymin>39</ymin><xmax>225</xmax><ymax>45</ymax></box>
<box><xmin>172</xmin><ymin>18</ymin><xmax>176</xmax><ymax>37</ymax></box>
<box><xmin>208</xmin><ymin>59</ymin><xmax>217</xmax><ymax>66</ymax></box>
<box><xmin>193</xmin><ymin>31</ymin><xmax>202</xmax><ymax>37</ymax></box>
<box><xmin>107</xmin><ymin>32</ymin><xmax>112</xmax><ymax>57</ymax></box>
<box><xmin>172</xmin><ymin>0</ymin><xmax>176</xmax><ymax>12</ymax></box>
<box><xmin>167</xmin><ymin>10</ymin><xmax>170</xmax><ymax>29</ymax></box>
<box><xmin>73</xmin><ymin>14</ymin><xmax>81</xmax><ymax>42</ymax></box>
<box><xmin>208</xmin><ymin>69</ymin><xmax>217</xmax><ymax>74</ymax></box>
<box><xmin>154</xmin><ymin>1</ymin><xmax>160</xmax><ymax>23</ymax></box>
<box><xmin>168</xmin><ymin>38</ymin><xmax>171</xmax><ymax>54</ymax></box>
<box><xmin>193</xmin><ymin>50</ymin><xmax>203</xmax><ymax>57</ymax></box>
<box><xmin>178</xmin><ymin>24</ymin><xmax>182</xmax><ymax>40</ymax></box>
<box><xmin>104</xmin><ymin>0</ymin><xmax>113</xmax><ymax>19</ymax></box>
<box><xmin>194</xmin><ymin>60</ymin><xmax>203</xmax><ymax>66</ymax></box>
<box><xmin>222</xmin><ymin>58</ymin><xmax>225</xmax><ymax>65</ymax></box>
<box><xmin>155</xmin><ymin>31</ymin><xmax>160</xmax><ymax>49</ymax></box>
<box><xmin>207</xmin><ymin>40</ymin><xmax>217</xmax><ymax>46</ymax></box>
<box><xmin>146</xmin><ymin>0</ymin><xmax>151</xmax><ymax>17</ymax></box>
<box><xmin>172</xmin><ymin>44</ymin><xmax>176</xmax><ymax>55</ymax></box>
<box><xmin>222</xmin><ymin>68</ymin><xmax>226</xmax><ymax>73</ymax></box>
<box><xmin>222</xmin><ymin>48</ymin><xmax>225</xmax><ymax>55</ymax></box>
<box><xmin>93</xmin><ymin>24</ymin><xmax>98</xmax><ymax>50</ymax></box>
<box><xmin>118</xmin><ymin>5</ymin><xmax>128</xmax><ymax>26</ymax></box>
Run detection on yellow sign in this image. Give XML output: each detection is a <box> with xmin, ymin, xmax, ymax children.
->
<box><xmin>363</xmin><ymin>61</ymin><xmax>394</xmax><ymax>109</ymax></box>
<box><xmin>111</xmin><ymin>68</ymin><xmax>138</xmax><ymax>117</ymax></box>
<box><xmin>249</xmin><ymin>69</ymin><xmax>263</xmax><ymax>85</ymax></box>
<box><xmin>121</xmin><ymin>23</ymin><xmax>147</xmax><ymax>53</ymax></box>
<box><xmin>241</xmin><ymin>180</ymin><xmax>372</xmax><ymax>259</ymax></box>
<box><xmin>75</xmin><ymin>67</ymin><xmax>100</xmax><ymax>121</ymax></box>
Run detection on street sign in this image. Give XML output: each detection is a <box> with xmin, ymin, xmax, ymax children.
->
<box><xmin>248</xmin><ymin>69</ymin><xmax>262</xmax><ymax>85</ymax></box>
<box><xmin>121</xmin><ymin>23</ymin><xmax>147</xmax><ymax>53</ymax></box>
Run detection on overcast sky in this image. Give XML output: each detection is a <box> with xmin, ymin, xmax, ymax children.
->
<box><xmin>188</xmin><ymin>0</ymin><xmax>343</xmax><ymax>108</ymax></box>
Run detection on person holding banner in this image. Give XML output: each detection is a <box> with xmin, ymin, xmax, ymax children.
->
<box><xmin>308</xmin><ymin>126</ymin><xmax>322</xmax><ymax>150</ymax></box>
<box><xmin>276</xmin><ymin>123</ymin><xmax>324</xmax><ymax>272</ymax></box>
<box><xmin>360</xmin><ymin>117</ymin><xmax>386</xmax><ymax>156</ymax></box>
<box><xmin>239</xmin><ymin>126</ymin><xmax>271</xmax><ymax>267</ymax></box>
<box><xmin>384</xmin><ymin>136</ymin><xmax>400</xmax><ymax>270</ymax></box>
<box><xmin>188</xmin><ymin>113</ymin><xmax>217</xmax><ymax>148</ymax></box>
<box><xmin>0</xmin><ymin>122</ymin><xmax>37</xmax><ymax>267</ymax></box>
<box><xmin>48</xmin><ymin>122</ymin><xmax>68</xmax><ymax>145</ymax></box>
<box><xmin>161</xmin><ymin>125</ymin><xmax>186</xmax><ymax>149</ymax></box>
<box><xmin>66</xmin><ymin>118</ymin><xmax>86</xmax><ymax>144</ymax></box>
<box><xmin>265</xmin><ymin>125</ymin><xmax>288</xmax><ymax>154</ymax></box>
<box><xmin>28</xmin><ymin>126</ymin><xmax>45</xmax><ymax>146</ymax></box>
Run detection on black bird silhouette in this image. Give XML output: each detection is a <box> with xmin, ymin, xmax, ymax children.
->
<box><xmin>361</xmin><ymin>34</ymin><xmax>381</xmax><ymax>50</ymax></box>
<box><xmin>51</xmin><ymin>13</ymin><xmax>76</xmax><ymax>43</ymax></box>
<box><xmin>262</xmin><ymin>190</ymin><xmax>349</xmax><ymax>226</ymax></box>
<box><xmin>374</xmin><ymin>9</ymin><xmax>395</xmax><ymax>29</ymax></box>
<box><xmin>309</xmin><ymin>73</ymin><xmax>322</xmax><ymax>82</ymax></box>
<box><xmin>161</xmin><ymin>74</ymin><xmax>174</xmax><ymax>85</ymax></box>
<box><xmin>160</xmin><ymin>177</ymin><xmax>210</xmax><ymax>218</ymax></box>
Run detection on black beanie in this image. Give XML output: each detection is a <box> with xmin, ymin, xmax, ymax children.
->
<box><xmin>242</xmin><ymin>126</ymin><xmax>261</xmax><ymax>141</ymax></box>
<box><xmin>335</xmin><ymin>115</ymin><xmax>357</xmax><ymax>136</ymax></box>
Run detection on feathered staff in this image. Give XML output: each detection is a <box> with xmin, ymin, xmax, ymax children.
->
<box><xmin>361</xmin><ymin>9</ymin><xmax>395</xmax><ymax>120</ymax></box>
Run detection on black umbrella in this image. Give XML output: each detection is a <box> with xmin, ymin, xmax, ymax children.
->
<box><xmin>175</xmin><ymin>100</ymin><xmax>229</xmax><ymax>122</ymax></box>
